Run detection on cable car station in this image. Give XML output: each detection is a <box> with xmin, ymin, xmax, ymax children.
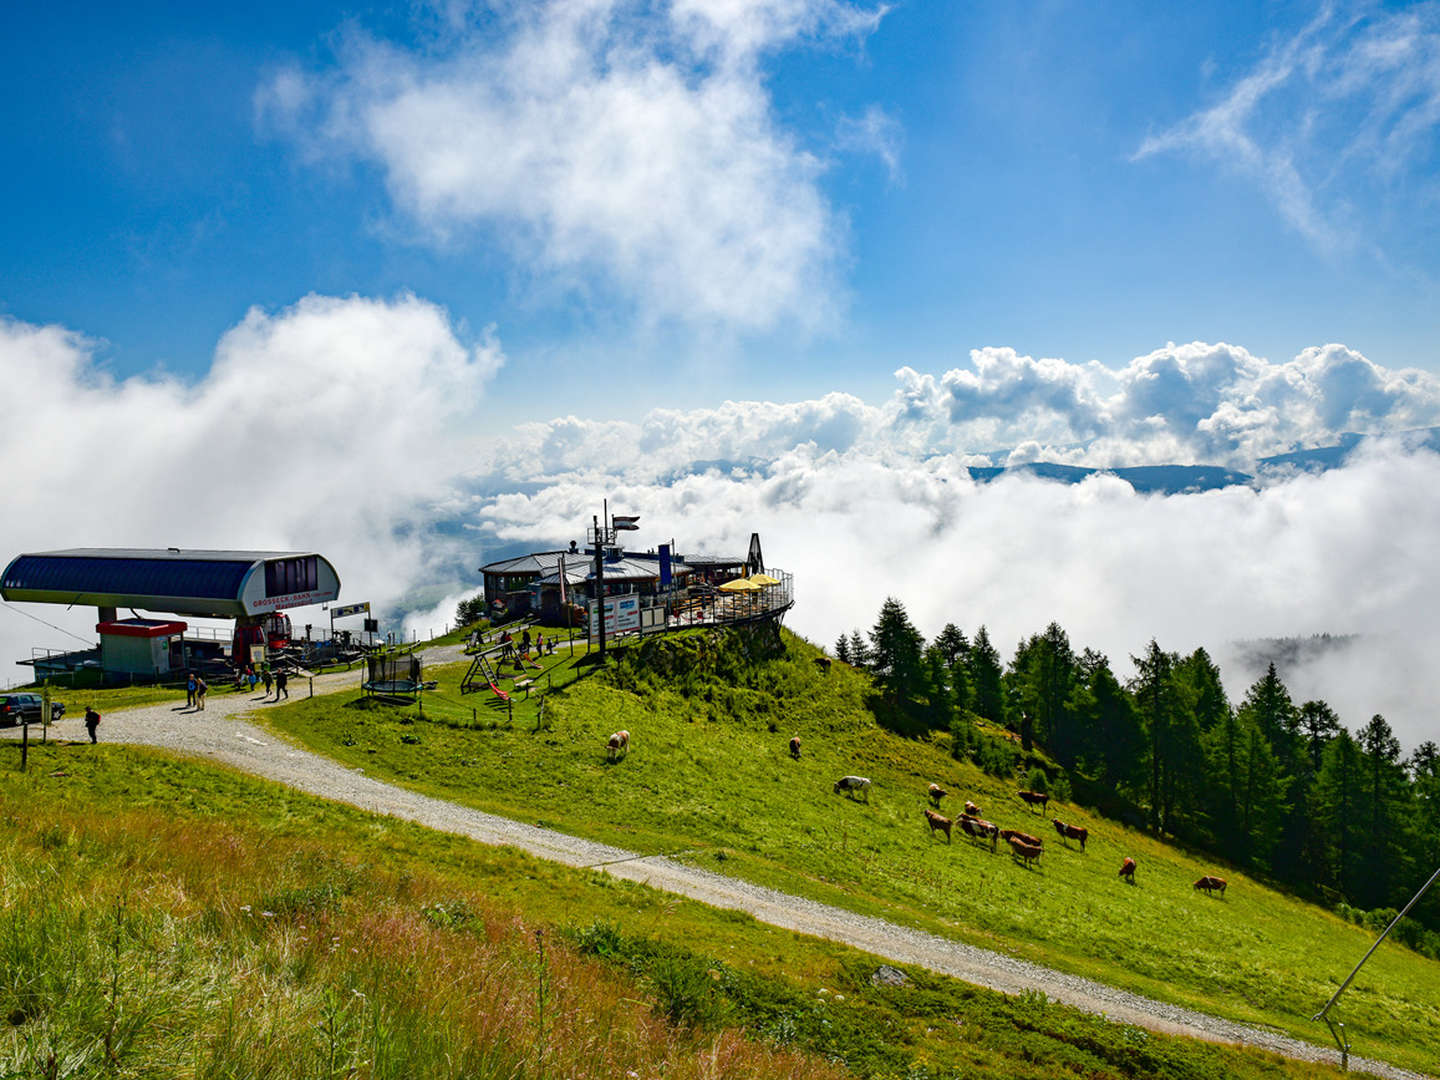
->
<box><xmin>1</xmin><ymin>548</ymin><xmax>341</xmax><ymax>683</ymax></box>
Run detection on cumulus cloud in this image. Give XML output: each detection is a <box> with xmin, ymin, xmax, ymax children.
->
<box><xmin>0</xmin><ymin>295</ymin><xmax>500</xmax><ymax>681</ymax></box>
<box><xmin>890</xmin><ymin>341</ymin><xmax>1440</xmax><ymax>467</ymax></box>
<box><xmin>1134</xmin><ymin>3</ymin><xmax>1440</xmax><ymax>252</ymax></box>
<box><xmin>258</xmin><ymin>0</ymin><xmax>889</xmax><ymax>333</ymax></box>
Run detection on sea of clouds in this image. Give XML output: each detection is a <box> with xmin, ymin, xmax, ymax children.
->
<box><xmin>5</xmin><ymin>299</ymin><xmax>1440</xmax><ymax>749</ymax></box>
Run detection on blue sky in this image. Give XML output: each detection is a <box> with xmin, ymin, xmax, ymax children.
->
<box><xmin>5</xmin><ymin>0</ymin><xmax>1437</xmax><ymax>417</ymax></box>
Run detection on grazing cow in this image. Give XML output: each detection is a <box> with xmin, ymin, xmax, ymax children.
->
<box><xmin>1017</xmin><ymin>790</ymin><xmax>1050</xmax><ymax>813</ymax></box>
<box><xmin>790</xmin><ymin>735</ymin><xmax>802</xmax><ymax>760</ymax></box>
<box><xmin>1193</xmin><ymin>875</ymin><xmax>1227</xmax><ymax>897</ymax></box>
<box><xmin>958</xmin><ymin>813</ymin><xmax>999</xmax><ymax>850</ymax></box>
<box><xmin>1051</xmin><ymin>818</ymin><xmax>1088</xmax><ymax>850</ymax></box>
<box><xmin>1000</xmin><ymin>828</ymin><xmax>1043</xmax><ymax>848</ymax></box>
<box><xmin>1007</xmin><ymin>836</ymin><xmax>1043</xmax><ymax>869</ymax></box>
<box><xmin>963</xmin><ymin>800</ymin><xmax>981</xmax><ymax>817</ymax></box>
<box><xmin>928</xmin><ymin>783</ymin><xmax>948</xmax><ymax>808</ymax></box>
<box><xmin>1119</xmin><ymin>857</ymin><xmax>1137</xmax><ymax>884</ymax></box>
<box><xmin>834</xmin><ymin>776</ymin><xmax>871</xmax><ymax>802</ymax></box>
<box><xmin>606</xmin><ymin>730</ymin><xmax>630</xmax><ymax>761</ymax></box>
<box><xmin>924</xmin><ymin>808</ymin><xmax>953</xmax><ymax>842</ymax></box>
<box><xmin>813</xmin><ymin>657</ymin><xmax>832</xmax><ymax>675</ymax></box>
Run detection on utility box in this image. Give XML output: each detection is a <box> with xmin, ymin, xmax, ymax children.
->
<box><xmin>97</xmin><ymin>619</ymin><xmax>188</xmax><ymax>678</ymax></box>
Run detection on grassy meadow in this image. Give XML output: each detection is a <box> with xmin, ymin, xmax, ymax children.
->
<box><xmin>259</xmin><ymin>629</ymin><xmax>1440</xmax><ymax>1076</ymax></box>
<box><xmin>0</xmin><ymin>741</ymin><xmax>1353</xmax><ymax>1080</ymax></box>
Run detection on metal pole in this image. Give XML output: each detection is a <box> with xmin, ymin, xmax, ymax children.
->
<box><xmin>20</xmin><ymin>722</ymin><xmax>28</xmax><ymax>771</ymax></box>
<box><xmin>1314</xmin><ymin>862</ymin><xmax>1440</xmax><ymax>1066</ymax></box>
<box><xmin>594</xmin><ymin>512</ymin><xmax>606</xmax><ymax>660</ymax></box>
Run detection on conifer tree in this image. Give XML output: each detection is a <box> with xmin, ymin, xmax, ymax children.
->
<box><xmin>834</xmin><ymin>635</ymin><xmax>851</xmax><ymax>665</ymax></box>
<box><xmin>968</xmin><ymin>625</ymin><xmax>1005</xmax><ymax>726</ymax></box>
<box><xmin>1299</xmin><ymin>700</ymin><xmax>1341</xmax><ymax>773</ymax></box>
<box><xmin>1317</xmin><ymin>728</ymin><xmax>1364</xmax><ymax>897</ymax></box>
<box><xmin>868</xmin><ymin>598</ymin><xmax>926</xmax><ymax>720</ymax></box>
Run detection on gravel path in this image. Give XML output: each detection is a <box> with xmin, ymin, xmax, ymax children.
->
<box><xmin>10</xmin><ymin>671</ymin><xmax>1426</xmax><ymax>1080</ymax></box>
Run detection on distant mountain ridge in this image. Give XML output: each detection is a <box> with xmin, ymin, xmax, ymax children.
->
<box><xmin>968</xmin><ymin>427</ymin><xmax>1440</xmax><ymax>495</ymax></box>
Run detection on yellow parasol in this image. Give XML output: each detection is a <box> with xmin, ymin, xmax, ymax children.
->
<box><xmin>748</xmin><ymin>573</ymin><xmax>781</xmax><ymax>586</ymax></box>
<box><xmin>719</xmin><ymin>577</ymin><xmax>761</xmax><ymax>592</ymax></box>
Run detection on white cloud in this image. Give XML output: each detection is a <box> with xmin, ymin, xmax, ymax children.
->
<box><xmin>1134</xmin><ymin>3</ymin><xmax>1440</xmax><ymax>253</ymax></box>
<box><xmin>259</xmin><ymin>0</ymin><xmax>889</xmax><ymax>333</ymax></box>
<box><xmin>8</xmin><ymin>307</ymin><xmax>1440</xmax><ymax>749</ymax></box>
<box><xmin>0</xmin><ymin>295</ymin><xmax>501</xmax><ymax>684</ymax></box>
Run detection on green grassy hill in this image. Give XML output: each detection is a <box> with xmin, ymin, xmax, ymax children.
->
<box><xmin>265</xmin><ymin>628</ymin><xmax>1440</xmax><ymax>1076</ymax></box>
<box><xmin>0</xmin><ymin>742</ymin><xmax>1351</xmax><ymax>1080</ymax></box>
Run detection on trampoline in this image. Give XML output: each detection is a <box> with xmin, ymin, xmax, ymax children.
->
<box><xmin>362</xmin><ymin>653</ymin><xmax>423</xmax><ymax>698</ymax></box>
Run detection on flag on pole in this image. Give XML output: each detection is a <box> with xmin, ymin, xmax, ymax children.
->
<box><xmin>558</xmin><ymin>554</ymin><xmax>567</xmax><ymax>606</ymax></box>
<box><xmin>612</xmin><ymin>514</ymin><xmax>640</xmax><ymax>531</ymax></box>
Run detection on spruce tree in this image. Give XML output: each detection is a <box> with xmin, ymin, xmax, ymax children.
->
<box><xmin>834</xmin><ymin>635</ymin><xmax>851</xmax><ymax>665</ymax></box>
<box><xmin>868</xmin><ymin>597</ymin><xmax>927</xmax><ymax>719</ymax></box>
<box><xmin>968</xmin><ymin>625</ymin><xmax>1005</xmax><ymax>726</ymax></box>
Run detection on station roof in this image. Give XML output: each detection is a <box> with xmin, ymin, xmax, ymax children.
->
<box><xmin>479</xmin><ymin>551</ymin><xmax>573</xmax><ymax>576</ymax></box>
<box><xmin>1</xmin><ymin>548</ymin><xmax>339</xmax><ymax>619</ymax></box>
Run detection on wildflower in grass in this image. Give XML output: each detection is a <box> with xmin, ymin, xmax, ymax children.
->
<box><xmin>262</xmin><ymin>910</ymin><xmax>275</xmax><ymax>918</ymax></box>
<box><xmin>239</xmin><ymin>905</ymin><xmax>252</xmax><ymax>913</ymax></box>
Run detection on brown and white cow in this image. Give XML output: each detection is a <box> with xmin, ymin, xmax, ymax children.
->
<box><xmin>1051</xmin><ymin>818</ymin><xmax>1088</xmax><ymax>850</ymax></box>
<box><xmin>1193</xmin><ymin>875</ymin><xmax>1227</xmax><ymax>897</ymax></box>
<box><xmin>1017</xmin><ymin>789</ymin><xmax>1050</xmax><ymax>813</ymax></box>
<box><xmin>958</xmin><ymin>813</ymin><xmax>999</xmax><ymax>850</ymax></box>
<box><xmin>1000</xmin><ymin>828</ymin><xmax>1043</xmax><ymax>848</ymax></box>
<box><xmin>834</xmin><ymin>776</ymin><xmax>871</xmax><ymax>801</ymax></box>
<box><xmin>928</xmin><ymin>783</ymin><xmax>947</xmax><ymax>808</ymax></box>
<box><xmin>813</xmin><ymin>656</ymin><xmax>832</xmax><ymax>675</ymax></box>
<box><xmin>1007</xmin><ymin>835</ymin><xmax>1043</xmax><ymax>869</ymax></box>
<box><xmin>790</xmin><ymin>735</ymin><xmax>802</xmax><ymax>760</ymax></box>
<box><xmin>963</xmin><ymin>800</ymin><xmax>981</xmax><ymax>817</ymax></box>
<box><xmin>924</xmin><ymin>808</ymin><xmax>953</xmax><ymax>842</ymax></box>
<box><xmin>606</xmin><ymin>730</ymin><xmax>630</xmax><ymax>761</ymax></box>
<box><xmin>1119</xmin><ymin>857</ymin><xmax>1137</xmax><ymax>884</ymax></box>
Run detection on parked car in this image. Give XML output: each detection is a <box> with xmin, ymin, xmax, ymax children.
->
<box><xmin>0</xmin><ymin>693</ymin><xmax>65</xmax><ymax>726</ymax></box>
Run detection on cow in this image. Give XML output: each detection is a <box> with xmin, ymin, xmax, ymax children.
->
<box><xmin>1051</xmin><ymin>818</ymin><xmax>1088</xmax><ymax>850</ymax></box>
<box><xmin>790</xmin><ymin>735</ymin><xmax>802</xmax><ymax>760</ymax></box>
<box><xmin>834</xmin><ymin>776</ymin><xmax>871</xmax><ymax>802</ymax></box>
<box><xmin>1193</xmin><ymin>875</ymin><xmax>1227</xmax><ymax>897</ymax></box>
<box><xmin>958</xmin><ymin>813</ymin><xmax>999</xmax><ymax>850</ymax></box>
<box><xmin>1017</xmin><ymin>790</ymin><xmax>1050</xmax><ymax>813</ymax></box>
<box><xmin>813</xmin><ymin>656</ymin><xmax>832</xmax><ymax>675</ymax></box>
<box><xmin>928</xmin><ymin>783</ymin><xmax>947</xmax><ymax>808</ymax></box>
<box><xmin>963</xmin><ymin>800</ymin><xmax>981</xmax><ymax>817</ymax></box>
<box><xmin>606</xmin><ymin>730</ymin><xmax>630</xmax><ymax>761</ymax></box>
<box><xmin>1119</xmin><ymin>857</ymin><xmax>1137</xmax><ymax>884</ymax></box>
<box><xmin>924</xmin><ymin>808</ymin><xmax>953</xmax><ymax>842</ymax></box>
<box><xmin>1000</xmin><ymin>828</ymin><xmax>1043</xmax><ymax>848</ymax></box>
<box><xmin>1007</xmin><ymin>835</ymin><xmax>1043</xmax><ymax>869</ymax></box>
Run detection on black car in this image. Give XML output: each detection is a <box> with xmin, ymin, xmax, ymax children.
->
<box><xmin>0</xmin><ymin>693</ymin><xmax>66</xmax><ymax>726</ymax></box>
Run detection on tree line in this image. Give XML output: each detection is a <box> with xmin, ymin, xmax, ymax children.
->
<box><xmin>837</xmin><ymin>598</ymin><xmax>1440</xmax><ymax>939</ymax></box>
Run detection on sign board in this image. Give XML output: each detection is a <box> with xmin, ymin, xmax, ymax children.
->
<box><xmin>588</xmin><ymin>595</ymin><xmax>641</xmax><ymax>637</ymax></box>
<box><xmin>331</xmin><ymin>602</ymin><xmax>370</xmax><ymax>619</ymax></box>
<box><xmin>250</xmin><ymin>645</ymin><xmax>266</xmax><ymax>664</ymax></box>
<box><xmin>659</xmin><ymin>543</ymin><xmax>672</xmax><ymax>587</ymax></box>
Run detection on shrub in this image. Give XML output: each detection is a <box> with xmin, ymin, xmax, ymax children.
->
<box><xmin>1024</xmin><ymin>767</ymin><xmax>1048</xmax><ymax>794</ymax></box>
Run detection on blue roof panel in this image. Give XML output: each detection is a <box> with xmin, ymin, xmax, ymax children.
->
<box><xmin>2</xmin><ymin>554</ymin><xmax>252</xmax><ymax>601</ymax></box>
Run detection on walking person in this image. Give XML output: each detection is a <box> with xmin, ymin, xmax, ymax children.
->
<box><xmin>195</xmin><ymin>676</ymin><xmax>208</xmax><ymax>711</ymax></box>
<box><xmin>84</xmin><ymin>706</ymin><xmax>101</xmax><ymax>744</ymax></box>
<box><xmin>262</xmin><ymin>668</ymin><xmax>273</xmax><ymax>698</ymax></box>
<box><xmin>248</xmin><ymin>667</ymin><xmax>259</xmax><ymax>694</ymax></box>
<box><xmin>275</xmin><ymin>669</ymin><xmax>289</xmax><ymax>700</ymax></box>
<box><xmin>186</xmin><ymin>672</ymin><xmax>197</xmax><ymax>709</ymax></box>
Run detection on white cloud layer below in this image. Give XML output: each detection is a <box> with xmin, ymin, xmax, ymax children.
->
<box><xmin>4</xmin><ymin>309</ymin><xmax>1438</xmax><ymax>749</ymax></box>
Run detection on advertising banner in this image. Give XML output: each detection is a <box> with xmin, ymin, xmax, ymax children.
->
<box><xmin>588</xmin><ymin>595</ymin><xmax>642</xmax><ymax>637</ymax></box>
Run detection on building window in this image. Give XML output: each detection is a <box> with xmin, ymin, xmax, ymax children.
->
<box><xmin>265</xmin><ymin>556</ymin><xmax>318</xmax><ymax>597</ymax></box>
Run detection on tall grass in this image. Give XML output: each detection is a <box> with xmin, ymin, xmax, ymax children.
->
<box><xmin>265</xmin><ymin>629</ymin><xmax>1440</xmax><ymax>1075</ymax></box>
<box><xmin>0</xmin><ymin>801</ymin><xmax>841</xmax><ymax>1080</ymax></box>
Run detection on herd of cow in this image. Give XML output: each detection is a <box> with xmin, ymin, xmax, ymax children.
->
<box><xmin>605</xmin><ymin>730</ymin><xmax>1229</xmax><ymax>897</ymax></box>
<box><xmin>832</xmin><ymin>773</ymin><xmax>1230</xmax><ymax>897</ymax></box>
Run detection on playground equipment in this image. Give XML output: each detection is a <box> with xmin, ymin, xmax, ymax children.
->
<box><xmin>361</xmin><ymin>652</ymin><xmax>423</xmax><ymax>699</ymax></box>
<box><xmin>460</xmin><ymin>648</ymin><xmax>509</xmax><ymax>700</ymax></box>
